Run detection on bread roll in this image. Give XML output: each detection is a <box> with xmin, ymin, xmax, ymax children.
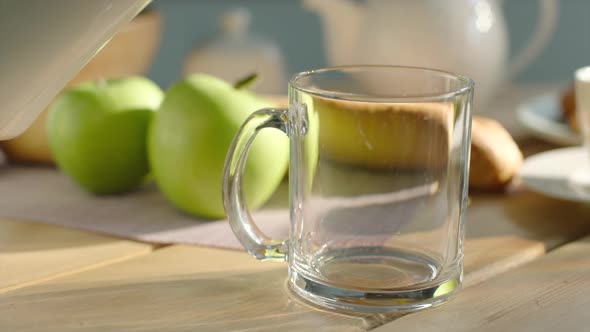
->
<box><xmin>469</xmin><ymin>116</ymin><xmax>523</xmax><ymax>189</ymax></box>
<box><xmin>231</xmin><ymin>95</ymin><xmax>524</xmax><ymax>190</ymax></box>
<box><xmin>561</xmin><ymin>86</ymin><xmax>578</xmax><ymax>132</ymax></box>
<box><xmin>313</xmin><ymin>97</ymin><xmax>453</xmax><ymax>170</ymax></box>
<box><xmin>0</xmin><ymin>110</ymin><xmax>53</xmax><ymax>164</ymax></box>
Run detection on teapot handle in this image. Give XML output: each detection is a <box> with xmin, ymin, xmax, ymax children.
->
<box><xmin>507</xmin><ymin>0</ymin><xmax>559</xmax><ymax>79</ymax></box>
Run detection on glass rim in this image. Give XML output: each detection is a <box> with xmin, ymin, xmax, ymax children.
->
<box><xmin>289</xmin><ymin>65</ymin><xmax>475</xmax><ymax>102</ymax></box>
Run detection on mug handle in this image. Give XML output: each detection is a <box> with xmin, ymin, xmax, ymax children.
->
<box><xmin>222</xmin><ymin>108</ymin><xmax>289</xmax><ymax>261</ymax></box>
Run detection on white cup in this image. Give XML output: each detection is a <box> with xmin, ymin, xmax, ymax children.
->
<box><xmin>575</xmin><ymin>67</ymin><xmax>590</xmax><ymax>147</ymax></box>
<box><xmin>571</xmin><ymin>67</ymin><xmax>590</xmax><ymax>189</ymax></box>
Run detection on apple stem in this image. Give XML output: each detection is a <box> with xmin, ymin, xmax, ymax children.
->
<box><xmin>233</xmin><ymin>73</ymin><xmax>258</xmax><ymax>90</ymax></box>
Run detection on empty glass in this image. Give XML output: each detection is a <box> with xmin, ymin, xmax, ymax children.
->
<box><xmin>223</xmin><ymin>66</ymin><xmax>474</xmax><ymax>312</ymax></box>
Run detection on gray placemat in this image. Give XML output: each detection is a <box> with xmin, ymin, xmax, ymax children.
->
<box><xmin>0</xmin><ymin>165</ymin><xmax>290</xmax><ymax>250</ymax></box>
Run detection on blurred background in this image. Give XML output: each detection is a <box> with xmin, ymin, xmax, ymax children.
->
<box><xmin>4</xmin><ymin>0</ymin><xmax>586</xmax><ymax>163</ymax></box>
<box><xmin>145</xmin><ymin>0</ymin><xmax>586</xmax><ymax>90</ymax></box>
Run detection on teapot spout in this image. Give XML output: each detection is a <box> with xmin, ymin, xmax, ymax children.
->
<box><xmin>303</xmin><ymin>0</ymin><xmax>364</xmax><ymax>65</ymax></box>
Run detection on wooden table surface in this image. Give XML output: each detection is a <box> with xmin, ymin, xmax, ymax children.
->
<box><xmin>0</xmin><ymin>219</ymin><xmax>152</xmax><ymax>294</ymax></box>
<box><xmin>1</xmin><ymin>84</ymin><xmax>589</xmax><ymax>331</ymax></box>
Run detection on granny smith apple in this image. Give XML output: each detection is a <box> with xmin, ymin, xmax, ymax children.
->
<box><xmin>47</xmin><ymin>76</ymin><xmax>163</xmax><ymax>194</ymax></box>
<box><xmin>149</xmin><ymin>74</ymin><xmax>288</xmax><ymax>219</ymax></box>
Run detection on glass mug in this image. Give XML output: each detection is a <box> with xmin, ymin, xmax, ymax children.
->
<box><xmin>223</xmin><ymin>66</ymin><xmax>474</xmax><ymax>312</ymax></box>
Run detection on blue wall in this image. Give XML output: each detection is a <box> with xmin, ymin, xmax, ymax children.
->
<box><xmin>147</xmin><ymin>0</ymin><xmax>590</xmax><ymax>88</ymax></box>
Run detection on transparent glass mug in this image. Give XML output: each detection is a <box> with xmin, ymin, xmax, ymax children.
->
<box><xmin>223</xmin><ymin>66</ymin><xmax>474</xmax><ymax>312</ymax></box>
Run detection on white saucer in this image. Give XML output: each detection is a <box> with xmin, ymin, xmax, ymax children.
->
<box><xmin>516</xmin><ymin>93</ymin><xmax>582</xmax><ymax>146</ymax></box>
<box><xmin>519</xmin><ymin>147</ymin><xmax>590</xmax><ymax>203</ymax></box>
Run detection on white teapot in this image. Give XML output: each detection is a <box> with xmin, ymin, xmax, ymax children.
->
<box><xmin>304</xmin><ymin>0</ymin><xmax>558</xmax><ymax>111</ymax></box>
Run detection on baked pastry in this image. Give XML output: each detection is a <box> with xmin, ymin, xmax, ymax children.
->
<box><xmin>469</xmin><ymin>116</ymin><xmax>523</xmax><ymax>189</ymax></box>
<box><xmin>314</xmin><ymin>98</ymin><xmax>452</xmax><ymax>170</ymax></box>
<box><xmin>311</xmin><ymin>97</ymin><xmax>522</xmax><ymax>190</ymax></box>
<box><xmin>560</xmin><ymin>86</ymin><xmax>578</xmax><ymax>132</ymax></box>
<box><xmin>0</xmin><ymin>110</ymin><xmax>53</xmax><ymax>164</ymax></box>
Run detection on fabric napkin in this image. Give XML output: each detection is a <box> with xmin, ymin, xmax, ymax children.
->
<box><xmin>0</xmin><ymin>165</ymin><xmax>290</xmax><ymax>250</ymax></box>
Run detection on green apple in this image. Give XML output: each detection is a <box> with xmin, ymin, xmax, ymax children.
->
<box><xmin>47</xmin><ymin>77</ymin><xmax>164</xmax><ymax>194</ymax></box>
<box><xmin>149</xmin><ymin>74</ymin><xmax>288</xmax><ymax>219</ymax></box>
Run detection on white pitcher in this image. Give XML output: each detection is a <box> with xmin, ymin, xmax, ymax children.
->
<box><xmin>304</xmin><ymin>0</ymin><xmax>558</xmax><ymax>111</ymax></box>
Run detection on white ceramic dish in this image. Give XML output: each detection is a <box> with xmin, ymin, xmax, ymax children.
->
<box><xmin>519</xmin><ymin>147</ymin><xmax>590</xmax><ymax>203</ymax></box>
<box><xmin>516</xmin><ymin>93</ymin><xmax>582</xmax><ymax>146</ymax></box>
